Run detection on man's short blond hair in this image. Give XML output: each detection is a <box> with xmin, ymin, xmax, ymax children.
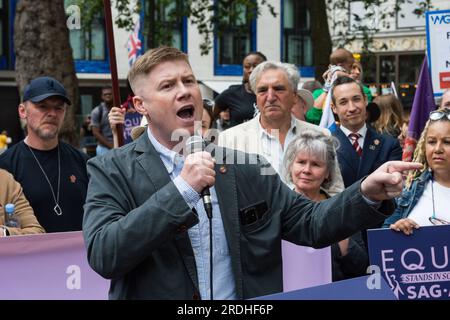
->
<box><xmin>128</xmin><ymin>46</ymin><xmax>190</xmax><ymax>94</ymax></box>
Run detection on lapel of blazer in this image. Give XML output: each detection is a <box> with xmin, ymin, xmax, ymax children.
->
<box><xmin>359</xmin><ymin>126</ymin><xmax>383</xmax><ymax>177</ymax></box>
<box><xmin>134</xmin><ymin>133</ymin><xmax>170</xmax><ymax>191</ymax></box>
<box><xmin>134</xmin><ymin>134</ymin><xmax>200</xmax><ymax>291</ymax></box>
<box><xmin>211</xmin><ymin>144</ymin><xmax>244</xmax><ymax>299</ymax></box>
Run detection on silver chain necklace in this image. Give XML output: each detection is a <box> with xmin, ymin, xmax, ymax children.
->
<box><xmin>26</xmin><ymin>143</ymin><xmax>62</xmax><ymax>216</ymax></box>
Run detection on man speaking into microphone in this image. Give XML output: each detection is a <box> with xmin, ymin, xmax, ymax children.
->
<box><xmin>83</xmin><ymin>47</ymin><xmax>422</xmax><ymax>300</ymax></box>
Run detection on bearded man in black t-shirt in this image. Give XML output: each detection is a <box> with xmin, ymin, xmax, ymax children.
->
<box><xmin>0</xmin><ymin>76</ymin><xmax>88</xmax><ymax>233</ymax></box>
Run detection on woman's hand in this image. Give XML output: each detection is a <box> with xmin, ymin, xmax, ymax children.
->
<box><xmin>390</xmin><ymin>218</ymin><xmax>419</xmax><ymax>235</ymax></box>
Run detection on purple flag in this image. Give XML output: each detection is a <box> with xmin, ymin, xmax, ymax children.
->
<box><xmin>402</xmin><ymin>57</ymin><xmax>436</xmax><ymax>161</ymax></box>
<box><xmin>123</xmin><ymin>111</ymin><xmax>143</xmax><ymax>144</ymax></box>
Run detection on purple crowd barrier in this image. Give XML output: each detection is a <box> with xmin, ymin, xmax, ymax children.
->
<box><xmin>0</xmin><ymin>232</ymin><xmax>331</xmax><ymax>299</ymax></box>
<box><xmin>0</xmin><ymin>231</ymin><xmax>109</xmax><ymax>300</ymax></box>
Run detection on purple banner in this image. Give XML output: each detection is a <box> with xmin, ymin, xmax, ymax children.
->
<box><xmin>0</xmin><ymin>231</ymin><xmax>109</xmax><ymax>300</ymax></box>
<box><xmin>0</xmin><ymin>232</ymin><xmax>330</xmax><ymax>299</ymax></box>
<box><xmin>123</xmin><ymin>111</ymin><xmax>143</xmax><ymax>144</ymax></box>
<box><xmin>257</xmin><ymin>275</ymin><xmax>396</xmax><ymax>300</ymax></box>
<box><xmin>368</xmin><ymin>225</ymin><xmax>450</xmax><ymax>300</ymax></box>
<box><xmin>282</xmin><ymin>241</ymin><xmax>331</xmax><ymax>292</ymax></box>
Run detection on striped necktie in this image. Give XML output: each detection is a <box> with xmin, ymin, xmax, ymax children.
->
<box><xmin>348</xmin><ymin>133</ymin><xmax>362</xmax><ymax>157</ymax></box>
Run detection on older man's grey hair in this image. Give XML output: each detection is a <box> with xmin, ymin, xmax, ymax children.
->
<box><xmin>249</xmin><ymin>61</ymin><xmax>300</xmax><ymax>94</ymax></box>
<box><xmin>283</xmin><ymin>130</ymin><xmax>339</xmax><ymax>190</ymax></box>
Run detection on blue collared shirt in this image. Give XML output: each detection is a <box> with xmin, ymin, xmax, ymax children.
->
<box><xmin>147</xmin><ymin>129</ymin><xmax>237</xmax><ymax>300</ymax></box>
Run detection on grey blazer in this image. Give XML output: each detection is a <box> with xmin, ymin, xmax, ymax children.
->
<box><xmin>83</xmin><ymin>133</ymin><xmax>394</xmax><ymax>300</ymax></box>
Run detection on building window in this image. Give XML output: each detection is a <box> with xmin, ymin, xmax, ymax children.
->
<box><xmin>398</xmin><ymin>54</ymin><xmax>424</xmax><ymax>107</ymax></box>
<box><xmin>144</xmin><ymin>0</ymin><xmax>186</xmax><ymax>51</ymax></box>
<box><xmin>396</xmin><ymin>0</ymin><xmax>425</xmax><ymax>29</ymax></box>
<box><xmin>65</xmin><ymin>0</ymin><xmax>109</xmax><ymax>73</ymax></box>
<box><xmin>361</xmin><ymin>52</ymin><xmax>424</xmax><ymax>109</ymax></box>
<box><xmin>69</xmin><ymin>15</ymin><xmax>105</xmax><ymax>61</ymax></box>
<box><xmin>0</xmin><ymin>0</ymin><xmax>15</xmax><ymax>70</ymax></box>
<box><xmin>0</xmin><ymin>0</ymin><xmax>6</xmax><ymax>68</ymax></box>
<box><xmin>379</xmin><ymin>55</ymin><xmax>396</xmax><ymax>87</ymax></box>
<box><xmin>281</xmin><ymin>0</ymin><xmax>313</xmax><ymax>77</ymax></box>
<box><xmin>348</xmin><ymin>0</ymin><xmax>379</xmax><ymax>31</ymax></box>
<box><xmin>214</xmin><ymin>1</ymin><xmax>256</xmax><ymax>76</ymax></box>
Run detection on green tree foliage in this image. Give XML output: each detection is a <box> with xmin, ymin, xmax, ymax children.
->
<box><xmin>77</xmin><ymin>0</ymin><xmax>434</xmax><ymax>56</ymax></box>
<box><xmin>77</xmin><ymin>0</ymin><xmax>276</xmax><ymax>55</ymax></box>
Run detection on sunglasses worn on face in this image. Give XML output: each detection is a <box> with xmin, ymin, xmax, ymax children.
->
<box><xmin>429</xmin><ymin>110</ymin><xmax>450</xmax><ymax>121</ymax></box>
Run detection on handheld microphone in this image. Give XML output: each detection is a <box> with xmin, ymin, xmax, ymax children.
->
<box><xmin>186</xmin><ymin>135</ymin><xmax>213</xmax><ymax>219</ymax></box>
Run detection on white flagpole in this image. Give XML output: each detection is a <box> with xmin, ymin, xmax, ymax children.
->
<box><xmin>390</xmin><ymin>81</ymin><xmax>398</xmax><ymax>98</ymax></box>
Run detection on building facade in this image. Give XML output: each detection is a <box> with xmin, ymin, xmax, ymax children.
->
<box><xmin>328</xmin><ymin>0</ymin><xmax>450</xmax><ymax>108</ymax></box>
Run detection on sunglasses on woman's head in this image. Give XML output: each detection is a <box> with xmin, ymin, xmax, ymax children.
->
<box><xmin>429</xmin><ymin>109</ymin><xmax>450</xmax><ymax>121</ymax></box>
<box><xmin>429</xmin><ymin>216</ymin><xmax>449</xmax><ymax>225</ymax></box>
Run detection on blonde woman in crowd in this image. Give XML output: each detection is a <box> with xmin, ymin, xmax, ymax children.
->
<box><xmin>384</xmin><ymin>108</ymin><xmax>450</xmax><ymax>233</ymax></box>
<box><xmin>372</xmin><ymin>94</ymin><xmax>404</xmax><ymax>138</ymax></box>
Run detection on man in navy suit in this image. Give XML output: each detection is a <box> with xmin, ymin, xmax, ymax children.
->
<box><xmin>330</xmin><ymin>76</ymin><xmax>402</xmax><ymax>277</ymax></box>
<box><xmin>330</xmin><ymin>76</ymin><xmax>402</xmax><ymax>188</ymax></box>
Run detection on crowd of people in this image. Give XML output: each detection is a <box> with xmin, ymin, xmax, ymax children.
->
<box><xmin>1</xmin><ymin>45</ymin><xmax>449</xmax><ymax>300</ymax></box>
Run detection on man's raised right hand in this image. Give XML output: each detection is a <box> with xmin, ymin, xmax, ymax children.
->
<box><xmin>180</xmin><ymin>151</ymin><xmax>215</xmax><ymax>193</ymax></box>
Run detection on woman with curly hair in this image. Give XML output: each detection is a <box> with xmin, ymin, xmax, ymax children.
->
<box><xmin>383</xmin><ymin>108</ymin><xmax>450</xmax><ymax>234</ymax></box>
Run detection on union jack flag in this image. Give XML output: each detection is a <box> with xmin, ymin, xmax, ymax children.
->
<box><xmin>127</xmin><ymin>21</ymin><xmax>142</xmax><ymax>66</ymax></box>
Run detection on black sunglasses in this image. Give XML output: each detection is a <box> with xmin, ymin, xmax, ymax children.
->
<box><xmin>429</xmin><ymin>109</ymin><xmax>450</xmax><ymax>121</ymax></box>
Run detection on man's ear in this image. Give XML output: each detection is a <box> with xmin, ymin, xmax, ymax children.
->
<box><xmin>133</xmin><ymin>96</ymin><xmax>147</xmax><ymax>116</ymax></box>
<box><xmin>287</xmin><ymin>91</ymin><xmax>297</xmax><ymax>111</ymax></box>
<box><xmin>18</xmin><ymin>103</ymin><xmax>27</xmax><ymax>119</ymax></box>
<box><xmin>330</xmin><ymin>101</ymin><xmax>337</xmax><ymax>114</ymax></box>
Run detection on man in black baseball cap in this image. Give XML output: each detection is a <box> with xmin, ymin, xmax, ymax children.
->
<box><xmin>22</xmin><ymin>76</ymin><xmax>72</xmax><ymax>105</ymax></box>
<box><xmin>16</xmin><ymin>76</ymin><xmax>72</xmax><ymax>149</ymax></box>
<box><xmin>0</xmin><ymin>76</ymin><xmax>89</xmax><ymax>233</ymax></box>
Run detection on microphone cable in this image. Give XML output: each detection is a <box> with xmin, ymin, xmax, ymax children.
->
<box><xmin>186</xmin><ymin>135</ymin><xmax>214</xmax><ymax>300</ymax></box>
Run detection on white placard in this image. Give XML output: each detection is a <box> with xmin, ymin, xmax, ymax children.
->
<box><xmin>426</xmin><ymin>10</ymin><xmax>450</xmax><ymax>97</ymax></box>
